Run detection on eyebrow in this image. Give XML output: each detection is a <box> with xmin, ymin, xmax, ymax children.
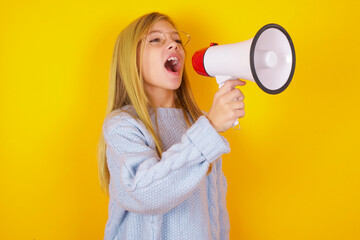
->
<box><xmin>148</xmin><ymin>30</ymin><xmax>179</xmax><ymax>34</ymax></box>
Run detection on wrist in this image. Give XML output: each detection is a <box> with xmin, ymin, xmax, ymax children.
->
<box><xmin>205</xmin><ymin>115</ymin><xmax>220</xmax><ymax>133</ymax></box>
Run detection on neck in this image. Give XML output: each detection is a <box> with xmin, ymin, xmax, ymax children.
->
<box><xmin>146</xmin><ymin>88</ymin><xmax>177</xmax><ymax>108</ymax></box>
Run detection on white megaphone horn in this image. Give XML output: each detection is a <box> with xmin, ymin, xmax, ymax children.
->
<box><xmin>192</xmin><ymin>23</ymin><xmax>296</xmax><ymax>128</ymax></box>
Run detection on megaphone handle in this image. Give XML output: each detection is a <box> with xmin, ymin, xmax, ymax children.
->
<box><xmin>217</xmin><ymin>78</ymin><xmax>241</xmax><ymax>130</ymax></box>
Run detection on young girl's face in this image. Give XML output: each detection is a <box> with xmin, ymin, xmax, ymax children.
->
<box><xmin>140</xmin><ymin>20</ymin><xmax>185</xmax><ymax>100</ymax></box>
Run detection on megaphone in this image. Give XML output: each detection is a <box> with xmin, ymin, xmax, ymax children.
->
<box><xmin>192</xmin><ymin>23</ymin><xmax>296</xmax><ymax>127</ymax></box>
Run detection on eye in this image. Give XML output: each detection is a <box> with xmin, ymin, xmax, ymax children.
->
<box><xmin>149</xmin><ymin>38</ymin><xmax>161</xmax><ymax>43</ymax></box>
<box><xmin>175</xmin><ymin>39</ymin><xmax>183</xmax><ymax>44</ymax></box>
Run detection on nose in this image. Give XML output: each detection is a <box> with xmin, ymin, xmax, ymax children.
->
<box><xmin>167</xmin><ymin>39</ymin><xmax>178</xmax><ymax>50</ymax></box>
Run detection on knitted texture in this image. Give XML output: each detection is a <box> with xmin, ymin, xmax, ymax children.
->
<box><xmin>102</xmin><ymin>105</ymin><xmax>231</xmax><ymax>240</ymax></box>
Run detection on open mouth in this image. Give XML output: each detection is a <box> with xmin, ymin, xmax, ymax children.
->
<box><xmin>164</xmin><ymin>56</ymin><xmax>181</xmax><ymax>73</ymax></box>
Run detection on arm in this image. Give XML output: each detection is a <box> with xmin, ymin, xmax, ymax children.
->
<box><xmin>103</xmin><ymin>112</ymin><xmax>230</xmax><ymax>215</ymax></box>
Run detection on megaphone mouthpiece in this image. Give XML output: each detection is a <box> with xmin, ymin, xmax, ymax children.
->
<box><xmin>192</xmin><ymin>46</ymin><xmax>211</xmax><ymax>77</ymax></box>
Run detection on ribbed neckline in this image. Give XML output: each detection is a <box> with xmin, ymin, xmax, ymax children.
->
<box><xmin>120</xmin><ymin>105</ymin><xmax>185</xmax><ymax>119</ymax></box>
<box><xmin>152</xmin><ymin>107</ymin><xmax>184</xmax><ymax>119</ymax></box>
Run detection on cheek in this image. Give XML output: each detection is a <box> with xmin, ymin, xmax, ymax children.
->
<box><xmin>180</xmin><ymin>48</ymin><xmax>186</xmax><ymax>68</ymax></box>
<box><xmin>141</xmin><ymin>51</ymin><xmax>152</xmax><ymax>81</ymax></box>
<box><xmin>180</xmin><ymin>47</ymin><xmax>185</xmax><ymax>57</ymax></box>
<box><xmin>141</xmin><ymin>48</ymin><xmax>163</xmax><ymax>82</ymax></box>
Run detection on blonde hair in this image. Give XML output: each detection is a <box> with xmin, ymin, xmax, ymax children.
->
<box><xmin>97</xmin><ymin>12</ymin><xmax>203</xmax><ymax>195</ymax></box>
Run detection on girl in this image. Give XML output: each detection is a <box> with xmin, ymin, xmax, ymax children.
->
<box><xmin>97</xmin><ymin>12</ymin><xmax>245</xmax><ymax>240</ymax></box>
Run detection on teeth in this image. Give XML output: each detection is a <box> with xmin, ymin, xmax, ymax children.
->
<box><xmin>167</xmin><ymin>57</ymin><xmax>178</xmax><ymax>65</ymax></box>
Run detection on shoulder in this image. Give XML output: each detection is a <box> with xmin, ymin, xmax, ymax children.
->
<box><xmin>103</xmin><ymin>104</ymin><xmax>142</xmax><ymax>130</ymax></box>
<box><xmin>103</xmin><ymin>109</ymin><xmax>138</xmax><ymax>134</ymax></box>
<box><xmin>102</xmin><ymin>107</ymin><xmax>152</xmax><ymax>147</ymax></box>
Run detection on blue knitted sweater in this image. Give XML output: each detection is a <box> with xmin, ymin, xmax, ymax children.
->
<box><xmin>102</xmin><ymin>105</ymin><xmax>231</xmax><ymax>240</ymax></box>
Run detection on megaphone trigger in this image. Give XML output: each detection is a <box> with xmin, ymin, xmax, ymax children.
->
<box><xmin>232</xmin><ymin>119</ymin><xmax>241</xmax><ymax>130</ymax></box>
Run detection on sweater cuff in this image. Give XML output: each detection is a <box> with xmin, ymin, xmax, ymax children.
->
<box><xmin>186</xmin><ymin>116</ymin><xmax>230</xmax><ymax>163</ymax></box>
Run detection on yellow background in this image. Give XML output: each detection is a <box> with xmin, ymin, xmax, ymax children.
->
<box><xmin>1</xmin><ymin>0</ymin><xmax>359</xmax><ymax>239</ymax></box>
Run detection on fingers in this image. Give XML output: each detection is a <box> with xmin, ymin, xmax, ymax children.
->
<box><xmin>208</xmin><ymin>79</ymin><xmax>246</xmax><ymax>132</ymax></box>
<box><xmin>216</xmin><ymin>99</ymin><xmax>244</xmax><ymax>115</ymax></box>
<box><xmin>234</xmin><ymin>109</ymin><xmax>245</xmax><ymax>118</ymax></box>
<box><xmin>216</xmin><ymin>80</ymin><xmax>245</xmax><ymax>111</ymax></box>
<box><xmin>217</xmin><ymin>79</ymin><xmax>246</xmax><ymax>97</ymax></box>
<box><xmin>224</xmin><ymin>88</ymin><xmax>244</xmax><ymax>103</ymax></box>
<box><xmin>227</xmin><ymin>79</ymin><xmax>246</xmax><ymax>88</ymax></box>
<box><xmin>230</xmin><ymin>100</ymin><xmax>244</xmax><ymax>110</ymax></box>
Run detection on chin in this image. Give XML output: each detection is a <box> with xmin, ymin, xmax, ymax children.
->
<box><xmin>170</xmin><ymin>76</ymin><xmax>183</xmax><ymax>89</ymax></box>
<box><xmin>163</xmin><ymin>72</ymin><xmax>182</xmax><ymax>88</ymax></box>
<box><xmin>166</xmin><ymin>81</ymin><xmax>182</xmax><ymax>90</ymax></box>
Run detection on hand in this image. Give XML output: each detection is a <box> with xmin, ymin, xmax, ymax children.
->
<box><xmin>206</xmin><ymin>79</ymin><xmax>246</xmax><ymax>132</ymax></box>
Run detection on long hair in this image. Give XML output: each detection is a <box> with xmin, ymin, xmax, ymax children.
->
<box><xmin>97</xmin><ymin>12</ymin><xmax>203</xmax><ymax>195</ymax></box>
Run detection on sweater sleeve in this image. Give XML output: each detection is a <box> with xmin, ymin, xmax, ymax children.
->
<box><xmin>216</xmin><ymin>158</ymin><xmax>230</xmax><ymax>240</ymax></box>
<box><xmin>103</xmin><ymin>112</ymin><xmax>230</xmax><ymax>215</ymax></box>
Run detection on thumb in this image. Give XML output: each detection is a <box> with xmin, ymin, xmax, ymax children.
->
<box><xmin>237</xmin><ymin>79</ymin><xmax>247</xmax><ymax>86</ymax></box>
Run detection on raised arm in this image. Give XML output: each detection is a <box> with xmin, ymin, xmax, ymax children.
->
<box><xmin>103</xmin><ymin>112</ymin><xmax>230</xmax><ymax>215</ymax></box>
